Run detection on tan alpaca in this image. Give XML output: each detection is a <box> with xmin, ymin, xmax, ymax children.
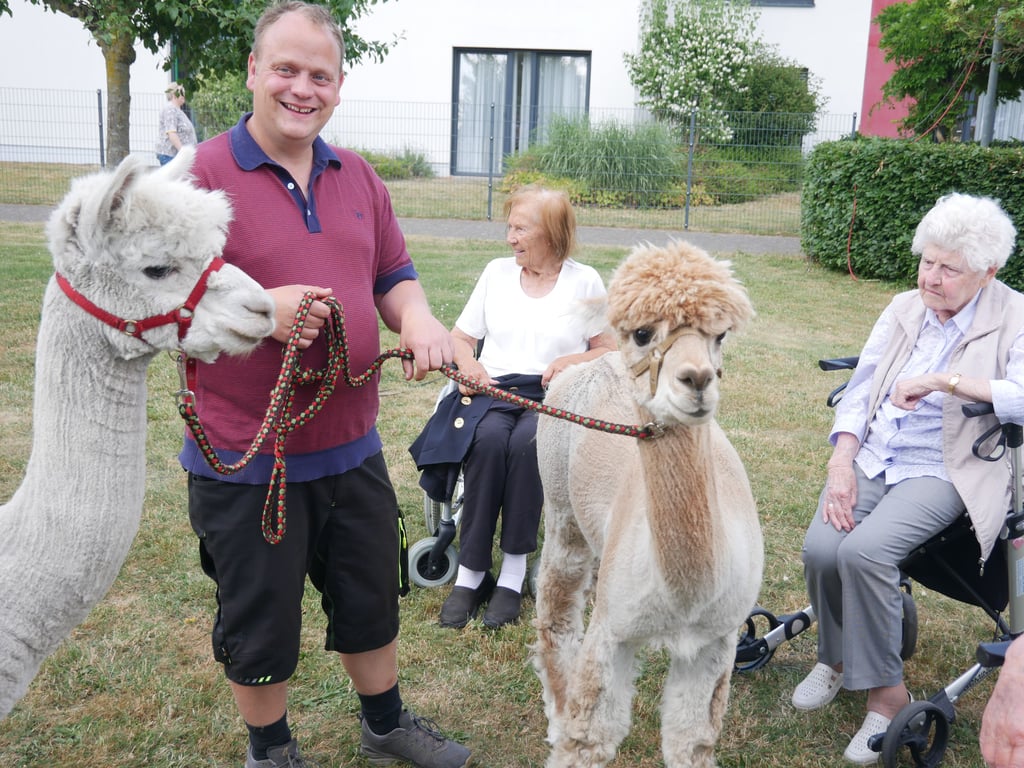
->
<box><xmin>532</xmin><ymin>240</ymin><xmax>763</xmax><ymax>768</ymax></box>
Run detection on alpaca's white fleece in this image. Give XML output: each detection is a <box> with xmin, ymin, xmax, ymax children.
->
<box><xmin>0</xmin><ymin>291</ymin><xmax>150</xmax><ymax>716</ymax></box>
<box><xmin>0</xmin><ymin>147</ymin><xmax>274</xmax><ymax>719</ymax></box>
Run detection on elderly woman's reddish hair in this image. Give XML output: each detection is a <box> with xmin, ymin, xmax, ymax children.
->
<box><xmin>503</xmin><ymin>185</ymin><xmax>578</xmax><ymax>262</ymax></box>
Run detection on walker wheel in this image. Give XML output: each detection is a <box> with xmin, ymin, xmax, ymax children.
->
<box><xmin>734</xmin><ymin>607</ymin><xmax>781</xmax><ymax>673</ymax></box>
<box><xmin>409</xmin><ymin>536</ymin><xmax>458</xmax><ymax>588</ymax></box>
<box><xmin>881</xmin><ymin>700</ymin><xmax>948</xmax><ymax>768</ymax></box>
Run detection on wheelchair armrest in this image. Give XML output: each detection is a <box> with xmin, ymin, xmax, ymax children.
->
<box><xmin>962</xmin><ymin>402</ymin><xmax>1024</xmax><ymax>455</ymax></box>
<box><xmin>819</xmin><ymin>356</ymin><xmax>859</xmax><ymax>408</ymax></box>
<box><xmin>818</xmin><ymin>356</ymin><xmax>860</xmax><ymax>372</ymax></box>
<box><xmin>962</xmin><ymin>402</ymin><xmax>995</xmax><ymax>418</ymax></box>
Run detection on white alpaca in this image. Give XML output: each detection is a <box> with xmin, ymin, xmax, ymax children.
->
<box><xmin>532</xmin><ymin>240</ymin><xmax>763</xmax><ymax>768</ymax></box>
<box><xmin>0</xmin><ymin>147</ymin><xmax>276</xmax><ymax>719</ymax></box>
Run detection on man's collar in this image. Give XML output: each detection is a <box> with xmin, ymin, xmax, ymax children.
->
<box><xmin>228</xmin><ymin>113</ymin><xmax>341</xmax><ymax>171</ymax></box>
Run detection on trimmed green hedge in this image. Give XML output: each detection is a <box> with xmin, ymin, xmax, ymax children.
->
<box><xmin>802</xmin><ymin>137</ymin><xmax>1024</xmax><ymax>291</ymax></box>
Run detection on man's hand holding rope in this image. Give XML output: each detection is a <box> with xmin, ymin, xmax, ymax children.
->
<box><xmin>268</xmin><ymin>284</ymin><xmax>334</xmax><ymax>350</ymax></box>
<box><xmin>378</xmin><ymin>280</ymin><xmax>454</xmax><ymax>381</ymax></box>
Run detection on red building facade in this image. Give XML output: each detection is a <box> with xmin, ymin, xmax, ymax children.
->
<box><xmin>859</xmin><ymin>0</ymin><xmax>911</xmax><ymax>137</ymax></box>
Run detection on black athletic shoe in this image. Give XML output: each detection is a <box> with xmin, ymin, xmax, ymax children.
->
<box><xmin>359</xmin><ymin>709</ymin><xmax>471</xmax><ymax>768</ymax></box>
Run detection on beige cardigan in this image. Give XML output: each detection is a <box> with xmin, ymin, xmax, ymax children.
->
<box><xmin>864</xmin><ymin>281</ymin><xmax>1024</xmax><ymax>561</ymax></box>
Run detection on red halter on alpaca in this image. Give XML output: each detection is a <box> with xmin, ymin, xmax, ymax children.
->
<box><xmin>55</xmin><ymin>257</ymin><xmax>226</xmax><ymax>343</ymax></box>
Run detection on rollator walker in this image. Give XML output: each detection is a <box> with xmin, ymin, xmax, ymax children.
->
<box><xmin>734</xmin><ymin>357</ymin><xmax>1024</xmax><ymax>768</ymax></box>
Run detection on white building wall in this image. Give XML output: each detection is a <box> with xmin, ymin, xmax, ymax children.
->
<box><xmin>0</xmin><ymin>0</ymin><xmax>172</xmax><ymax>164</ymax></box>
<box><xmin>345</xmin><ymin>0</ymin><xmax>870</xmax><ymax>118</ymax></box>
<box><xmin>344</xmin><ymin>0</ymin><xmax>642</xmax><ymax>109</ymax></box>
<box><xmin>0</xmin><ymin>0</ymin><xmax>871</xmax><ymax>115</ymax></box>
<box><xmin>754</xmin><ymin>0</ymin><xmax>872</xmax><ymax>119</ymax></box>
<box><xmin>0</xmin><ymin>0</ymin><xmax>168</xmax><ymax>92</ymax></box>
<box><xmin>0</xmin><ymin>0</ymin><xmax>871</xmax><ymax>166</ymax></box>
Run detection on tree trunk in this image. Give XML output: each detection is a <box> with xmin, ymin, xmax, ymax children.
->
<box><xmin>99</xmin><ymin>31</ymin><xmax>136</xmax><ymax>165</ymax></box>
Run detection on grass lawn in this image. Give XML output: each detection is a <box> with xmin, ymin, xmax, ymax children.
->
<box><xmin>0</xmin><ymin>163</ymin><xmax>802</xmax><ymax>237</ymax></box>
<box><xmin>0</xmin><ymin>221</ymin><xmax>997</xmax><ymax>767</ymax></box>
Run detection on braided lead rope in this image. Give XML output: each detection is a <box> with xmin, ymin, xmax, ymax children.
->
<box><xmin>439</xmin><ymin>364</ymin><xmax>662</xmax><ymax>439</ymax></box>
<box><xmin>178</xmin><ymin>293</ymin><xmax>661</xmax><ymax>544</ymax></box>
<box><xmin>178</xmin><ymin>292</ymin><xmax>346</xmax><ymax>543</ymax></box>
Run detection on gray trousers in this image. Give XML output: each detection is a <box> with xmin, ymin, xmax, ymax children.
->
<box><xmin>801</xmin><ymin>466</ymin><xmax>964</xmax><ymax>690</ymax></box>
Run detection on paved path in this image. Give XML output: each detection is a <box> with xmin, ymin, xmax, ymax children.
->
<box><xmin>0</xmin><ymin>203</ymin><xmax>802</xmax><ymax>255</ymax></box>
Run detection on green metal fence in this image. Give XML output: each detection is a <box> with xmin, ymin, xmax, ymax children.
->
<box><xmin>0</xmin><ymin>87</ymin><xmax>856</xmax><ymax>236</ymax></box>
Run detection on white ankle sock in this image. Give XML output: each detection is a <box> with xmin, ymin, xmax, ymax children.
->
<box><xmin>454</xmin><ymin>566</ymin><xmax>486</xmax><ymax>590</ymax></box>
<box><xmin>496</xmin><ymin>553</ymin><xmax>527</xmax><ymax>593</ymax></box>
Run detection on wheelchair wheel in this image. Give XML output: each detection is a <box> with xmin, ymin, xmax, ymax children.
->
<box><xmin>881</xmin><ymin>700</ymin><xmax>948</xmax><ymax>768</ymax></box>
<box><xmin>409</xmin><ymin>536</ymin><xmax>458</xmax><ymax>588</ymax></box>
<box><xmin>423</xmin><ymin>494</ymin><xmax>444</xmax><ymax>536</ymax></box>
<box><xmin>526</xmin><ymin>557</ymin><xmax>540</xmax><ymax>598</ymax></box>
<box><xmin>900</xmin><ymin>580</ymin><xmax>918</xmax><ymax>661</ymax></box>
<box><xmin>734</xmin><ymin>607</ymin><xmax>782</xmax><ymax>673</ymax></box>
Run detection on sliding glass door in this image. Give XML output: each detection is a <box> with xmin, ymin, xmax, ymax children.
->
<box><xmin>452</xmin><ymin>48</ymin><xmax>590</xmax><ymax>175</ymax></box>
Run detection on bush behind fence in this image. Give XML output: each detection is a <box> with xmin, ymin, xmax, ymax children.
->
<box><xmin>0</xmin><ymin>87</ymin><xmax>857</xmax><ymax>236</ymax></box>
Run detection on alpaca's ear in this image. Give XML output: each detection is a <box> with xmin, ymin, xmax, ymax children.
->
<box><xmin>92</xmin><ymin>154</ymin><xmax>148</xmax><ymax>231</ymax></box>
<box><xmin>159</xmin><ymin>144</ymin><xmax>196</xmax><ymax>180</ymax></box>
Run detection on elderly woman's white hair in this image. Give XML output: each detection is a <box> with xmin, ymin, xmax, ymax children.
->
<box><xmin>912</xmin><ymin>192</ymin><xmax>1018</xmax><ymax>273</ymax></box>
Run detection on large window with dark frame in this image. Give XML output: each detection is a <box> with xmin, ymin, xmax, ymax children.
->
<box><xmin>451</xmin><ymin>48</ymin><xmax>591</xmax><ymax>176</ymax></box>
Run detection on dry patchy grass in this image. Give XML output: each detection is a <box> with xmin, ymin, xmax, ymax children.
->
<box><xmin>0</xmin><ymin>224</ymin><xmax>996</xmax><ymax>767</ymax></box>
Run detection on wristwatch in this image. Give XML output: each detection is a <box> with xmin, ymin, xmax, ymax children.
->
<box><xmin>948</xmin><ymin>372</ymin><xmax>962</xmax><ymax>396</ymax></box>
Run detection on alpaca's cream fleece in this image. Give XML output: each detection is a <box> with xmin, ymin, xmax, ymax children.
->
<box><xmin>532</xmin><ymin>240</ymin><xmax>763</xmax><ymax>768</ymax></box>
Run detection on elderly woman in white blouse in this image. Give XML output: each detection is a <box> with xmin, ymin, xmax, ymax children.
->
<box><xmin>433</xmin><ymin>185</ymin><xmax>615</xmax><ymax>630</ymax></box>
<box><xmin>791</xmin><ymin>192</ymin><xmax>1024</xmax><ymax>765</ymax></box>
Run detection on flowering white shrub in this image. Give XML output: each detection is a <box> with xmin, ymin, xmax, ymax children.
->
<box><xmin>624</xmin><ymin>0</ymin><xmax>760</xmax><ymax>143</ymax></box>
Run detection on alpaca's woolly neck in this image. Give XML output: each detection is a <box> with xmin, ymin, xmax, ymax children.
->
<box><xmin>640</xmin><ymin>423</ymin><xmax>715</xmax><ymax>595</ymax></box>
<box><xmin>0</xmin><ymin>285</ymin><xmax>153</xmax><ymax>717</ymax></box>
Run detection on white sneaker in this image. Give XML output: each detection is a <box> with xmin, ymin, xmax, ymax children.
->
<box><xmin>792</xmin><ymin>662</ymin><xmax>844</xmax><ymax>710</ymax></box>
<box><xmin>843</xmin><ymin>711</ymin><xmax>890</xmax><ymax>765</ymax></box>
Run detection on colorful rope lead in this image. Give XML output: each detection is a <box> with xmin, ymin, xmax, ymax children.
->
<box><xmin>178</xmin><ymin>292</ymin><xmax>659</xmax><ymax>544</ymax></box>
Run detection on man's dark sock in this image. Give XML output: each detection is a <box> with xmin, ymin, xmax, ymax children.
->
<box><xmin>246</xmin><ymin>713</ymin><xmax>292</xmax><ymax>760</ymax></box>
<box><xmin>359</xmin><ymin>683</ymin><xmax>403</xmax><ymax>735</ymax></box>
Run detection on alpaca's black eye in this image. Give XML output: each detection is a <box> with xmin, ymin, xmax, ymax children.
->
<box><xmin>143</xmin><ymin>265</ymin><xmax>174</xmax><ymax>280</ymax></box>
<box><xmin>632</xmin><ymin>327</ymin><xmax>654</xmax><ymax>347</ymax></box>
<box><xmin>716</xmin><ymin>332</ymin><xmax>727</xmax><ymax>345</ymax></box>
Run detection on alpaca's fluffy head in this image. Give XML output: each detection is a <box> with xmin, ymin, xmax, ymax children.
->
<box><xmin>607</xmin><ymin>240</ymin><xmax>754</xmax><ymax>339</ymax></box>
<box><xmin>604</xmin><ymin>240</ymin><xmax>755</xmax><ymax>426</ymax></box>
<box><xmin>47</xmin><ymin>147</ymin><xmax>232</xmax><ymax>284</ymax></box>
<box><xmin>45</xmin><ymin>147</ymin><xmax>274</xmax><ymax>360</ymax></box>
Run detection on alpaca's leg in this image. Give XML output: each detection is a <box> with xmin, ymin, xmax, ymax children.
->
<box><xmin>532</xmin><ymin>509</ymin><xmax>594</xmax><ymax>745</ymax></box>
<box><xmin>0</xmin><ymin>619</ymin><xmax>45</xmax><ymax>720</ymax></box>
<box><xmin>546</xmin><ymin>617</ymin><xmax>638</xmax><ymax>768</ymax></box>
<box><xmin>660</xmin><ymin>634</ymin><xmax>734</xmax><ymax>768</ymax></box>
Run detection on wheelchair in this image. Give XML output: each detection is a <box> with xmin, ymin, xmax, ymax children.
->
<box><xmin>734</xmin><ymin>357</ymin><xmax>1024</xmax><ymax>768</ymax></box>
<box><xmin>408</xmin><ymin>378</ymin><xmax>464</xmax><ymax>589</ymax></box>
<box><xmin>409</xmin><ymin>458</ymin><xmax>464</xmax><ymax>589</ymax></box>
<box><xmin>407</xmin><ymin>379</ymin><xmax>540</xmax><ymax>595</ymax></box>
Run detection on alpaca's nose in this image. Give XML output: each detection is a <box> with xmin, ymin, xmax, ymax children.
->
<box><xmin>677</xmin><ymin>363</ymin><xmax>715</xmax><ymax>392</ymax></box>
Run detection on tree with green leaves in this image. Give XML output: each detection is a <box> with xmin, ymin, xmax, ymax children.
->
<box><xmin>623</xmin><ymin>0</ymin><xmax>760</xmax><ymax>142</ymax></box>
<box><xmin>876</xmin><ymin>0</ymin><xmax>1024</xmax><ymax>138</ymax></box>
<box><xmin>0</xmin><ymin>0</ymin><xmax>394</xmax><ymax>164</ymax></box>
<box><xmin>719</xmin><ymin>49</ymin><xmax>825</xmax><ymax>149</ymax></box>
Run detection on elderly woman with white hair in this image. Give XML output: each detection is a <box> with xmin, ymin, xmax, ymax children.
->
<box><xmin>791</xmin><ymin>192</ymin><xmax>1024</xmax><ymax>764</ymax></box>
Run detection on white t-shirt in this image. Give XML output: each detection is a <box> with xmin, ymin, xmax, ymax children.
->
<box><xmin>455</xmin><ymin>257</ymin><xmax>608</xmax><ymax>378</ymax></box>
